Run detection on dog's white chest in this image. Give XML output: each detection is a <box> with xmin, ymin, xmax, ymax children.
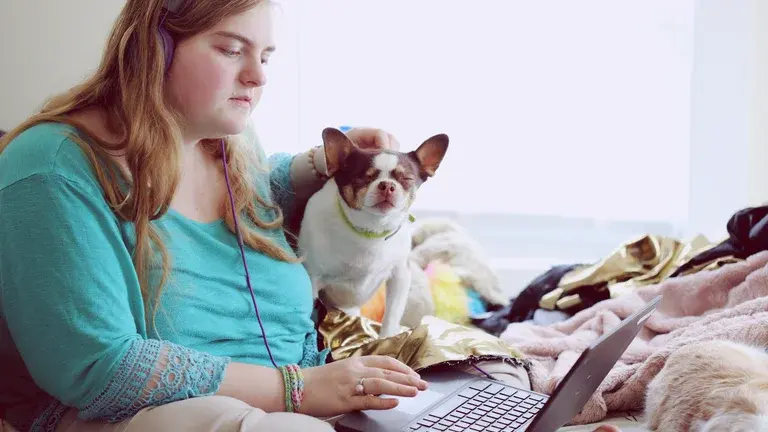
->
<box><xmin>335</xmin><ymin>242</ymin><xmax>395</xmax><ymax>277</ymax></box>
<box><xmin>308</xmin><ymin>232</ymin><xmax>406</xmax><ymax>308</ymax></box>
<box><xmin>297</xmin><ymin>183</ymin><xmax>411</xmax><ymax>310</ymax></box>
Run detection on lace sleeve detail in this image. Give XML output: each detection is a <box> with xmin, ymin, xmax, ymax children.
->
<box><xmin>300</xmin><ymin>329</ymin><xmax>330</xmax><ymax>368</ymax></box>
<box><xmin>79</xmin><ymin>339</ymin><xmax>231</xmax><ymax>422</ymax></box>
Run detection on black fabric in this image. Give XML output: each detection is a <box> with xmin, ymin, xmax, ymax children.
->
<box><xmin>473</xmin><ymin>263</ymin><xmax>583</xmax><ymax>336</ymax></box>
<box><xmin>671</xmin><ymin>205</ymin><xmax>768</xmax><ymax>277</ymax></box>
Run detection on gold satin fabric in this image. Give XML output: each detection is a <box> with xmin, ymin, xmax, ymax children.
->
<box><xmin>539</xmin><ymin>234</ymin><xmax>738</xmax><ymax>310</ymax></box>
<box><xmin>318</xmin><ymin>308</ymin><xmax>528</xmax><ymax>371</ymax></box>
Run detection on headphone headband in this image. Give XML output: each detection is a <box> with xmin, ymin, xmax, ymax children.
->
<box><xmin>159</xmin><ymin>0</ymin><xmax>186</xmax><ymax>73</ymax></box>
<box><xmin>164</xmin><ymin>0</ymin><xmax>185</xmax><ymax>13</ymax></box>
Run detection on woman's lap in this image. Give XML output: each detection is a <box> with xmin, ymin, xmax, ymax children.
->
<box><xmin>52</xmin><ymin>360</ymin><xmax>529</xmax><ymax>431</ymax></box>
<box><xmin>55</xmin><ymin>396</ymin><xmax>334</xmax><ymax>432</ymax></box>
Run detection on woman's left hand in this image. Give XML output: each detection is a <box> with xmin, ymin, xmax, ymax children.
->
<box><xmin>344</xmin><ymin>127</ymin><xmax>400</xmax><ymax>151</ymax></box>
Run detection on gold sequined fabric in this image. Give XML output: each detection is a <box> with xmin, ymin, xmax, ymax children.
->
<box><xmin>539</xmin><ymin>234</ymin><xmax>738</xmax><ymax>310</ymax></box>
<box><xmin>318</xmin><ymin>308</ymin><xmax>529</xmax><ymax>372</ymax></box>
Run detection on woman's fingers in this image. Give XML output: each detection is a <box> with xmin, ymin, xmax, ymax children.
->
<box><xmin>345</xmin><ymin>356</ymin><xmax>428</xmax><ymax>413</ymax></box>
<box><xmin>384</xmin><ymin>132</ymin><xmax>400</xmax><ymax>150</ymax></box>
<box><xmin>362</xmin><ymin>355</ymin><xmax>420</xmax><ymax>378</ymax></box>
<box><xmin>362</xmin><ymin>377</ymin><xmax>419</xmax><ymax>397</ymax></box>
<box><xmin>351</xmin><ymin>373</ymin><xmax>425</xmax><ymax>412</ymax></box>
<box><xmin>367</xmin><ymin>367</ymin><xmax>428</xmax><ymax>391</ymax></box>
<box><xmin>356</xmin><ymin>394</ymin><xmax>399</xmax><ymax>411</ymax></box>
<box><xmin>345</xmin><ymin>127</ymin><xmax>400</xmax><ymax>151</ymax></box>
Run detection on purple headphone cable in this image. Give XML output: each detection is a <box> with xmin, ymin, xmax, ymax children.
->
<box><xmin>220</xmin><ymin>139</ymin><xmax>280</xmax><ymax>369</ymax></box>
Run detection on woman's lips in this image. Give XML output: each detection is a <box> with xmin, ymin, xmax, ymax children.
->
<box><xmin>230</xmin><ymin>96</ymin><xmax>251</xmax><ymax>109</ymax></box>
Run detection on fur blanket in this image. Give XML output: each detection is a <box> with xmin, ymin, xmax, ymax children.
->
<box><xmin>500</xmin><ymin>251</ymin><xmax>768</xmax><ymax>425</ymax></box>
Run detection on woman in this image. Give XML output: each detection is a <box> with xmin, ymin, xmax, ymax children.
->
<box><xmin>0</xmin><ymin>1</ymin><xmax>534</xmax><ymax>431</ymax></box>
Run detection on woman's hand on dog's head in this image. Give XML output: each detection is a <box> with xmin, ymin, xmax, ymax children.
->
<box><xmin>344</xmin><ymin>127</ymin><xmax>400</xmax><ymax>151</ymax></box>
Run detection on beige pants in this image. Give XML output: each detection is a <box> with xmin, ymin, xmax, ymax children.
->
<box><xmin>51</xmin><ymin>360</ymin><xmax>530</xmax><ymax>432</ymax></box>
<box><xmin>54</xmin><ymin>396</ymin><xmax>335</xmax><ymax>432</ymax></box>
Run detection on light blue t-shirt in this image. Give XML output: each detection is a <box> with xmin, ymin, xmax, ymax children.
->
<box><xmin>0</xmin><ymin>123</ymin><xmax>327</xmax><ymax>431</ymax></box>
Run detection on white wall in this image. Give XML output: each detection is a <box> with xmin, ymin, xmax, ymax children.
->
<box><xmin>0</xmin><ymin>1</ymin><xmax>124</xmax><ymax>131</ymax></box>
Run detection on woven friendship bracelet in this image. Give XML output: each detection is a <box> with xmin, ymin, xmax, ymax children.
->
<box><xmin>279</xmin><ymin>365</ymin><xmax>293</xmax><ymax>412</ymax></box>
<box><xmin>288</xmin><ymin>364</ymin><xmax>304</xmax><ymax>412</ymax></box>
<box><xmin>285</xmin><ymin>364</ymin><xmax>304</xmax><ymax>413</ymax></box>
<box><xmin>279</xmin><ymin>364</ymin><xmax>305</xmax><ymax>413</ymax></box>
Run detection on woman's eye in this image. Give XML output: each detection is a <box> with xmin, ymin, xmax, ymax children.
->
<box><xmin>220</xmin><ymin>48</ymin><xmax>242</xmax><ymax>57</ymax></box>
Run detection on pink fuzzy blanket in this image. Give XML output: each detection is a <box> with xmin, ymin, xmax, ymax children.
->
<box><xmin>500</xmin><ymin>251</ymin><xmax>768</xmax><ymax>425</ymax></box>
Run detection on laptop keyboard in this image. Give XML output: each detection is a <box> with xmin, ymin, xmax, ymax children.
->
<box><xmin>405</xmin><ymin>380</ymin><xmax>547</xmax><ymax>432</ymax></box>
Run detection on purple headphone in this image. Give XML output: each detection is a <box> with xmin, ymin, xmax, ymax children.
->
<box><xmin>158</xmin><ymin>0</ymin><xmax>281</xmax><ymax>369</ymax></box>
<box><xmin>159</xmin><ymin>0</ymin><xmax>185</xmax><ymax>72</ymax></box>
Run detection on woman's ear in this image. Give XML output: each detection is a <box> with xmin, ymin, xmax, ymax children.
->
<box><xmin>322</xmin><ymin>127</ymin><xmax>356</xmax><ymax>177</ymax></box>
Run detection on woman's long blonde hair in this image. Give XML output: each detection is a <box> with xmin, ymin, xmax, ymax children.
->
<box><xmin>0</xmin><ymin>0</ymin><xmax>297</xmax><ymax>324</ymax></box>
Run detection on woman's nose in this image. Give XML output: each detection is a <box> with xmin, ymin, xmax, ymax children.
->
<box><xmin>241</xmin><ymin>61</ymin><xmax>267</xmax><ymax>87</ymax></box>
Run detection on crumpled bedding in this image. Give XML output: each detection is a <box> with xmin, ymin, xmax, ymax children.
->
<box><xmin>500</xmin><ymin>251</ymin><xmax>768</xmax><ymax>425</ymax></box>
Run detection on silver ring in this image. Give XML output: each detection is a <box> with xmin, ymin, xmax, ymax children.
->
<box><xmin>355</xmin><ymin>378</ymin><xmax>366</xmax><ymax>395</ymax></box>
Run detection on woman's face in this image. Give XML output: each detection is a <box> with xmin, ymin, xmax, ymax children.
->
<box><xmin>166</xmin><ymin>4</ymin><xmax>275</xmax><ymax>141</ymax></box>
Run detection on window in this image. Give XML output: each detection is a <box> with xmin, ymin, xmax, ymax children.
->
<box><xmin>253</xmin><ymin>1</ymin><xmax>738</xmax><ymax>293</ymax></box>
<box><xmin>257</xmin><ymin>1</ymin><xmax>694</xmax><ymax>216</ymax></box>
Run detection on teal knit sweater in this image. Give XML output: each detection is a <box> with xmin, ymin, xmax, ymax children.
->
<box><xmin>0</xmin><ymin>123</ymin><xmax>328</xmax><ymax>431</ymax></box>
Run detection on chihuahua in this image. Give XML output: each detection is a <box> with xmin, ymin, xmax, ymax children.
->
<box><xmin>298</xmin><ymin>127</ymin><xmax>449</xmax><ymax>338</ymax></box>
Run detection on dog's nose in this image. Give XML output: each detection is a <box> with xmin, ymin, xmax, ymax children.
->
<box><xmin>378</xmin><ymin>181</ymin><xmax>396</xmax><ymax>192</ymax></box>
<box><xmin>377</xmin><ymin>181</ymin><xmax>396</xmax><ymax>197</ymax></box>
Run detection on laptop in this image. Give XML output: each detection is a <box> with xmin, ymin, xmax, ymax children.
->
<box><xmin>335</xmin><ymin>295</ymin><xmax>661</xmax><ymax>432</ymax></box>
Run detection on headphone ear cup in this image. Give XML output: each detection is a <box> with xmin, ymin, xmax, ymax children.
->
<box><xmin>159</xmin><ymin>27</ymin><xmax>175</xmax><ymax>73</ymax></box>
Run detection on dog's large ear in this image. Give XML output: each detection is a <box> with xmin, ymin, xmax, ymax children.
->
<box><xmin>412</xmin><ymin>133</ymin><xmax>449</xmax><ymax>178</ymax></box>
<box><xmin>322</xmin><ymin>127</ymin><xmax>356</xmax><ymax>177</ymax></box>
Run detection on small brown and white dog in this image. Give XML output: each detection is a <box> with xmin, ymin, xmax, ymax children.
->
<box><xmin>645</xmin><ymin>340</ymin><xmax>768</xmax><ymax>432</ymax></box>
<box><xmin>298</xmin><ymin>127</ymin><xmax>449</xmax><ymax>338</ymax></box>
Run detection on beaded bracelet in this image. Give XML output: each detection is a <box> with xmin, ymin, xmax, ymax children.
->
<box><xmin>279</xmin><ymin>364</ymin><xmax>305</xmax><ymax>413</ymax></box>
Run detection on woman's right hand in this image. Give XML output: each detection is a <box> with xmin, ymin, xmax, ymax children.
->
<box><xmin>299</xmin><ymin>355</ymin><xmax>428</xmax><ymax>418</ymax></box>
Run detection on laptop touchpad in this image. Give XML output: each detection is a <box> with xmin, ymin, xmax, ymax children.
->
<box><xmin>391</xmin><ymin>388</ymin><xmax>446</xmax><ymax>415</ymax></box>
